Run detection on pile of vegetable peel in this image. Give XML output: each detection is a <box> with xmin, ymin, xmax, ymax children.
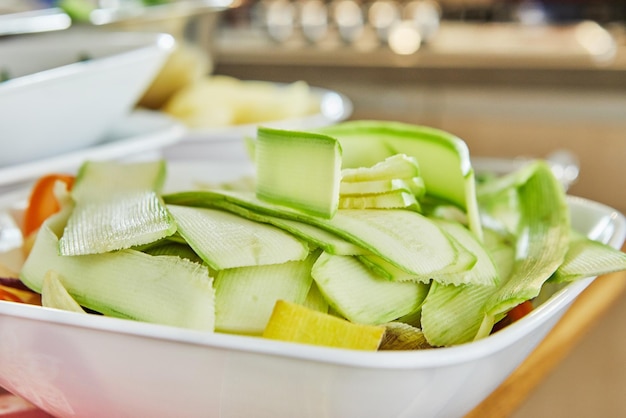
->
<box><xmin>4</xmin><ymin>121</ymin><xmax>626</xmax><ymax>352</ymax></box>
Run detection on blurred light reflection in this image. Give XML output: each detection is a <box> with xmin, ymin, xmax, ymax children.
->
<box><xmin>320</xmin><ymin>92</ymin><xmax>347</xmax><ymax>120</ymax></box>
<box><xmin>368</xmin><ymin>0</ymin><xmax>401</xmax><ymax>42</ymax></box>
<box><xmin>300</xmin><ymin>0</ymin><xmax>329</xmax><ymax>43</ymax></box>
<box><xmin>332</xmin><ymin>0</ymin><xmax>365</xmax><ymax>43</ymax></box>
<box><xmin>575</xmin><ymin>20</ymin><xmax>617</xmax><ymax>61</ymax></box>
<box><xmin>388</xmin><ymin>21</ymin><xmax>422</xmax><ymax>54</ymax></box>
<box><xmin>265</xmin><ymin>0</ymin><xmax>296</xmax><ymax>42</ymax></box>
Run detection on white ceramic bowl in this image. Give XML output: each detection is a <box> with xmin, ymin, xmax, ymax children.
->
<box><xmin>0</xmin><ymin>29</ymin><xmax>175</xmax><ymax>167</ymax></box>
<box><xmin>0</xmin><ymin>160</ymin><xmax>624</xmax><ymax>418</ymax></box>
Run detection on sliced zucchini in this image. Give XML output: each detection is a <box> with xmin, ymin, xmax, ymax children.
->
<box><xmin>340</xmin><ymin>177</ymin><xmax>425</xmax><ymax>197</ymax></box>
<box><xmin>419</xmin><ymin>227</ymin><xmax>512</xmax><ymax>346</ymax></box>
<box><xmin>214</xmin><ymin>253</ymin><xmax>317</xmax><ymax>335</ymax></box>
<box><xmin>59</xmin><ymin>160</ymin><xmax>176</xmax><ymax>256</ymax></box>
<box><xmin>165</xmin><ymin>189</ymin><xmax>463</xmax><ymax>277</ymax></box>
<box><xmin>421</xmin><ymin>281</ymin><xmax>498</xmax><ymax>346</ymax></box>
<box><xmin>432</xmin><ymin>219</ymin><xmax>499</xmax><ymax>287</ymax></box>
<box><xmin>318</xmin><ymin>120</ymin><xmax>482</xmax><ymax>239</ymax></box>
<box><xmin>141</xmin><ymin>241</ymin><xmax>205</xmax><ymax>265</ymax></box>
<box><xmin>483</xmin><ymin>161</ymin><xmax>570</xmax><ymax>320</ymax></box>
<box><xmin>356</xmin><ymin>226</ymin><xmax>477</xmax><ymax>285</ymax></box>
<box><xmin>311</xmin><ymin>252</ymin><xmax>429</xmax><ymax>325</ymax></box>
<box><xmin>302</xmin><ymin>281</ymin><xmax>329</xmax><ymax>313</ymax></box>
<box><xmin>338</xmin><ymin>190</ymin><xmax>421</xmax><ymax>211</ymax></box>
<box><xmin>167</xmin><ymin>204</ymin><xmax>309</xmax><ymax>270</ymax></box>
<box><xmin>551</xmin><ymin>231</ymin><xmax>626</xmax><ymax>283</ymax></box>
<box><xmin>21</xmin><ymin>214</ymin><xmax>215</xmax><ymax>331</ymax></box>
<box><xmin>255</xmin><ymin>126</ymin><xmax>342</xmax><ymax>218</ymax></box>
<box><xmin>41</xmin><ymin>270</ymin><xmax>86</xmax><ymax>314</ymax></box>
<box><xmin>340</xmin><ymin>154</ymin><xmax>421</xmax><ymax>182</ymax></box>
<box><xmin>203</xmin><ymin>200</ymin><xmax>367</xmax><ymax>256</ymax></box>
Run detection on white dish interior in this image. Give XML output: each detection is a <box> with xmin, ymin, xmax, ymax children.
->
<box><xmin>0</xmin><ymin>159</ymin><xmax>623</xmax><ymax>418</ymax></box>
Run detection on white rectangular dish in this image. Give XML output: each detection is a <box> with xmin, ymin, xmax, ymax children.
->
<box><xmin>0</xmin><ymin>160</ymin><xmax>624</xmax><ymax>418</ymax></box>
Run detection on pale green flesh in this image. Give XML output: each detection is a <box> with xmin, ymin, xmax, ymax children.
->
<box><xmin>302</xmin><ymin>281</ymin><xmax>330</xmax><ymax>313</ymax></box>
<box><xmin>339</xmin><ymin>177</ymin><xmax>425</xmax><ymax>197</ymax></box>
<box><xmin>340</xmin><ymin>154</ymin><xmax>421</xmax><ymax>182</ymax></box>
<box><xmin>164</xmin><ymin>190</ymin><xmax>461</xmax><ymax>277</ymax></box>
<box><xmin>167</xmin><ymin>204</ymin><xmax>309</xmax><ymax>270</ymax></box>
<box><xmin>60</xmin><ymin>159</ymin><xmax>176</xmax><ymax>256</ymax></box>
<box><xmin>421</xmin><ymin>281</ymin><xmax>497</xmax><ymax>346</ymax></box>
<box><xmin>262</xmin><ymin>216</ymin><xmax>367</xmax><ymax>256</ymax></box>
<box><xmin>187</xmin><ymin>199</ymin><xmax>367</xmax><ymax>256</ymax></box>
<box><xmin>551</xmin><ymin>232</ymin><xmax>626</xmax><ymax>283</ymax></box>
<box><xmin>420</xmin><ymin>228</ymin><xmax>513</xmax><ymax>346</ymax></box>
<box><xmin>355</xmin><ymin>222</ymin><xmax>483</xmax><ymax>286</ymax></box>
<box><xmin>421</xmin><ymin>160</ymin><xmax>572</xmax><ymax>347</ymax></box>
<box><xmin>433</xmin><ymin>220</ymin><xmax>499</xmax><ymax>287</ymax></box>
<box><xmin>311</xmin><ymin>252</ymin><xmax>429</xmax><ymax>325</ymax></box>
<box><xmin>357</xmin><ymin>229</ymin><xmax>477</xmax><ymax>284</ymax></box>
<box><xmin>338</xmin><ymin>190</ymin><xmax>421</xmax><ymax>211</ymax></box>
<box><xmin>318</xmin><ymin>120</ymin><xmax>482</xmax><ymax>240</ymax></box>
<box><xmin>483</xmin><ymin>161</ymin><xmax>570</xmax><ymax>319</ymax></box>
<box><xmin>141</xmin><ymin>241</ymin><xmax>205</xmax><ymax>265</ymax></box>
<box><xmin>21</xmin><ymin>214</ymin><xmax>215</xmax><ymax>331</ymax></box>
<box><xmin>41</xmin><ymin>271</ymin><xmax>86</xmax><ymax>313</ymax></box>
<box><xmin>255</xmin><ymin>126</ymin><xmax>342</xmax><ymax>219</ymax></box>
<box><xmin>59</xmin><ymin>191</ymin><xmax>176</xmax><ymax>256</ymax></box>
<box><xmin>482</xmin><ymin>228</ymin><xmax>517</xmax><ymax>282</ymax></box>
<box><xmin>320</xmin><ymin>121</ymin><xmax>469</xmax><ymax>206</ymax></box>
<box><xmin>338</xmin><ymin>154</ymin><xmax>424</xmax><ymax>211</ymax></box>
<box><xmin>214</xmin><ymin>254</ymin><xmax>316</xmax><ymax>335</ymax></box>
<box><xmin>15</xmin><ymin>125</ymin><xmax>626</xmax><ymax>349</ymax></box>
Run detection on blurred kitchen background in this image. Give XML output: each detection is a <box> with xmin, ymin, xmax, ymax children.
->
<box><xmin>2</xmin><ymin>0</ymin><xmax>626</xmax><ymax>416</ymax></box>
<box><xmin>3</xmin><ymin>1</ymin><xmax>625</xmax><ymax>213</ymax></box>
<box><xmin>212</xmin><ymin>0</ymin><xmax>626</xmax><ymax>217</ymax></box>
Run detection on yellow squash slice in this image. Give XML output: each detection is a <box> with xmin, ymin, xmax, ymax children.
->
<box><xmin>262</xmin><ymin>300</ymin><xmax>385</xmax><ymax>351</ymax></box>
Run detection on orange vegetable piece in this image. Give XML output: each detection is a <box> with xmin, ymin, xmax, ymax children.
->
<box><xmin>22</xmin><ymin>174</ymin><xmax>75</xmax><ymax>237</ymax></box>
<box><xmin>0</xmin><ymin>286</ymin><xmax>22</xmax><ymax>303</ymax></box>
<box><xmin>506</xmin><ymin>300</ymin><xmax>534</xmax><ymax>322</ymax></box>
<box><xmin>492</xmin><ymin>300</ymin><xmax>535</xmax><ymax>333</ymax></box>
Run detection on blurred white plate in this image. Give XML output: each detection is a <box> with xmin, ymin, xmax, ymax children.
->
<box><xmin>162</xmin><ymin>86</ymin><xmax>352</xmax><ymax>161</ymax></box>
<box><xmin>0</xmin><ymin>110</ymin><xmax>185</xmax><ymax>192</ymax></box>
<box><xmin>180</xmin><ymin>86</ymin><xmax>353</xmax><ymax>141</ymax></box>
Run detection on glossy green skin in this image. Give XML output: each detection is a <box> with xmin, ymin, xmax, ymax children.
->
<box><xmin>317</xmin><ymin>121</ymin><xmax>482</xmax><ymax>239</ymax></box>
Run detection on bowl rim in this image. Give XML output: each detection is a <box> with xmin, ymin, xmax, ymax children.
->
<box><xmin>0</xmin><ymin>195</ymin><xmax>623</xmax><ymax>370</ymax></box>
<box><xmin>0</xmin><ymin>31</ymin><xmax>175</xmax><ymax>93</ymax></box>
